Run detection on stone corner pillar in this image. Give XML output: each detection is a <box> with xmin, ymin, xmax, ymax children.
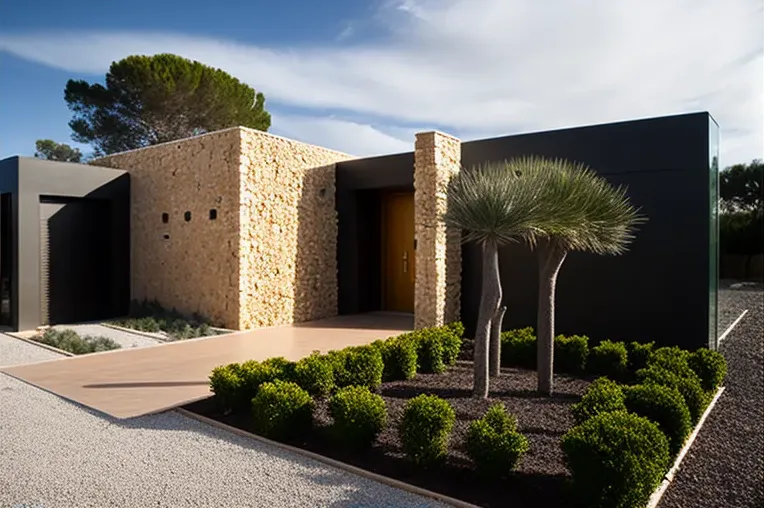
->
<box><xmin>414</xmin><ymin>131</ymin><xmax>462</xmax><ymax>330</ymax></box>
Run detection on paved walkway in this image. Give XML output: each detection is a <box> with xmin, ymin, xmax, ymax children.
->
<box><xmin>0</xmin><ymin>333</ymin><xmax>445</xmax><ymax>508</ymax></box>
<box><xmin>661</xmin><ymin>286</ymin><xmax>764</xmax><ymax>508</ymax></box>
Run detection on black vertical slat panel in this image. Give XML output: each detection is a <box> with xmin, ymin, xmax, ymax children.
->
<box><xmin>39</xmin><ymin>203</ymin><xmax>52</xmax><ymax>326</ymax></box>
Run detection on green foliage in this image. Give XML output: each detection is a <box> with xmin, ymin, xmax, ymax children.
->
<box><xmin>251</xmin><ymin>380</ymin><xmax>313</xmax><ymax>440</ymax></box>
<box><xmin>648</xmin><ymin>346</ymin><xmax>692</xmax><ymax>372</ymax></box>
<box><xmin>111</xmin><ymin>299</ymin><xmax>216</xmax><ymax>340</ymax></box>
<box><xmin>623</xmin><ymin>383</ymin><xmax>692</xmax><ymax>456</ymax></box>
<box><xmin>35</xmin><ymin>328</ymin><xmax>121</xmax><ymax>355</ymax></box>
<box><xmin>329</xmin><ymin>386</ymin><xmax>388</xmax><ymax>449</ymax></box>
<box><xmin>626</xmin><ymin>341</ymin><xmax>655</xmax><ymax>374</ymax></box>
<box><xmin>439</xmin><ymin>327</ymin><xmax>463</xmax><ymax>367</ymax></box>
<box><xmin>410</xmin><ymin>329</ymin><xmax>447</xmax><ymax>374</ymax></box>
<box><xmin>65</xmin><ymin>53</ymin><xmax>271</xmax><ymax>156</ymax></box>
<box><xmin>331</xmin><ymin>345</ymin><xmax>384</xmax><ymax>390</ymax></box>
<box><xmin>373</xmin><ymin>338</ymin><xmax>417</xmax><ymax>382</ymax></box>
<box><xmin>399</xmin><ymin>394</ymin><xmax>456</xmax><ymax>466</ymax></box>
<box><xmin>238</xmin><ymin>357</ymin><xmax>295</xmax><ymax>404</ymax></box>
<box><xmin>34</xmin><ymin>139</ymin><xmax>83</xmax><ymax>162</ymax></box>
<box><xmin>688</xmin><ymin>348</ymin><xmax>727</xmax><ymax>392</ymax></box>
<box><xmin>588</xmin><ymin>340</ymin><xmax>628</xmax><ymax>379</ymax></box>
<box><xmin>571</xmin><ymin>377</ymin><xmax>626</xmax><ymax>425</ymax></box>
<box><xmin>720</xmin><ymin>159</ymin><xmax>763</xmax><ymax>215</ymax></box>
<box><xmin>209</xmin><ymin>363</ymin><xmax>244</xmax><ymax>412</ymax></box>
<box><xmin>562</xmin><ymin>410</ymin><xmax>671</xmax><ymax>508</ymax></box>
<box><xmin>500</xmin><ymin>327</ymin><xmax>537</xmax><ymax>369</ymax></box>
<box><xmin>637</xmin><ymin>366</ymin><xmax>708</xmax><ymax>423</ymax></box>
<box><xmin>293</xmin><ymin>353</ymin><xmax>335</xmax><ymax>396</ymax></box>
<box><xmin>554</xmin><ymin>334</ymin><xmax>589</xmax><ymax>374</ymax></box>
<box><xmin>445</xmin><ymin>321</ymin><xmax>466</xmax><ymax>339</ymax></box>
<box><xmin>465</xmin><ymin>403</ymin><xmax>529</xmax><ymax>478</ymax></box>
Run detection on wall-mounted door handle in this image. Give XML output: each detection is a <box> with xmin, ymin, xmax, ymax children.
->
<box><xmin>402</xmin><ymin>251</ymin><xmax>408</xmax><ymax>273</ymax></box>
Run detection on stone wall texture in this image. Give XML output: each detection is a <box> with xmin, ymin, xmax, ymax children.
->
<box><xmin>95</xmin><ymin>127</ymin><xmax>353</xmax><ymax>330</ymax></box>
<box><xmin>413</xmin><ymin>131</ymin><xmax>462</xmax><ymax>329</ymax></box>
<box><xmin>238</xmin><ymin>128</ymin><xmax>353</xmax><ymax>329</ymax></box>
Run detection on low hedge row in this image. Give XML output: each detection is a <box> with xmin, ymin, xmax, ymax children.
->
<box><xmin>564</xmin><ymin>344</ymin><xmax>727</xmax><ymax>508</ymax></box>
<box><xmin>209</xmin><ymin>322</ymin><xmax>464</xmax><ymax>413</ymax></box>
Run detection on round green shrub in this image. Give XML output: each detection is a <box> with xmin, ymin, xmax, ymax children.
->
<box><xmin>209</xmin><ymin>362</ymin><xmax>244</xmax><ymax>412</ymax></box>
<box><xmin>293</xmin><ymin>353</ymin><xmax>335</xmax><ymax>396</ymax></box>
<box><xmin>623</xmin><ymin>383</ymin><xmax>692</xmax><ymax>456</ymax></box>
<box><xmin>687</xmin><ymin>348</ymin><xmax>727</xmax><ymax>392</ymax></box>
<box><xmin>332</xmin><ymin>345</ymin><xmax>384</xmax><ymax>390</ymax></box>
<box><xmin>648</xmin><ymin>346</ymin><xmax>694</xmax><ymax>376</ymax></box>
<box><xmin>329</xmin><ymin>386</ymin><xmax>388</xmax><ymax>449</ymax></box>
<box><xmin>410</xmin><ymin>330</ymin><xmax>446</xmax><ymax>374</ymax></box>
<box><xmin>562</xmin><ymin>410</ymin><xmax>671</xmax><ymax>508</ymax></box>
<box><xmin>445</xmin><ymin>321</ymin><xmax>465</xmax><ymax>339</ymax></box>
<box><xmin>375</xmin><ymin>338</ymin><xmax>417</xmax><ymax>381</ymax></box>
<box><xmin>465</xmin><ymin>403</ymin><xmax>528</xmax><ymax>478</ymax></box>
<box><xmin>440</xmin><ymin>329</ymin><xmax>463</xmax><ymax>366</ymax></box>
<box><xmin>571</xmin><ymin>377</ymin><xmax>626</xmax><ymax>424</ymax></box>
<box><xmin>626</xmin><ymin>341</ymin><xmax>655</xmax><ymax>374</ymax></box>
<box><xmin>239</xmin><ymin>358</ymin><xmax>289</xmax><ymax>401</ymax></box>
<box><xmin>251</xmin><ymin>380</ymin><xmax>314</xmax><ymax>440</ymax></box>
<box><xmin>637</xmin><ymin>365</ymin><xmax>708</xmax><ymax>423</ymax></box>
<box><xmin>500</xmin><ymin>327</ymin><xmax>536</xmax><ymax>369</ymax></box>
<box><xmin>399</xmin><ymin>394</ymin><xmax>456</xmax><ymax>466</ymax></box>
<box><xmin>588</xmin><ymin>340</ymin><xmax>628</xmax><ymax>379</ymax></box>
<box><xmin>554</xmin><ymin>334</ymin><xmax>589</xmax><ymax>374</ymax></box>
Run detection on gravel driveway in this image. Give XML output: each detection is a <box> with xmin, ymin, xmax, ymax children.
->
<box><xmin>0</xmin><ymin>333</ymin><xmax>448</xmax><ymax>508</ymax></box>
<box><xmin>661</xmin><ymin>285</ymin><xmax>764</xmax><ymax>508</ymax></box>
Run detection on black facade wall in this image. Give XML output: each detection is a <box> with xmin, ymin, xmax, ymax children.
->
<box><xmin>0</xmin><ymin>158</ymin><xmax>20</xmax><ymax>329</ymax></box>
<box><xmin>12</xmin><ymin>157</ymin><xmax>130</xmax><ymax>331</ymax></box>
<box><xmin>336</xmin><ymin>152</ymin><xmax>414</xmax><ymax>315</ymax></box>
<box><xmin>460</xmin><ymin>112</ymin><xmax>713</xmax><ymax>349</ymax></box>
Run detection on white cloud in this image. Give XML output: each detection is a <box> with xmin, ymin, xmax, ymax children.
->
<box><xmin>0</xmin><ymin>0</ymin><xmax>761</xmax><ymax>163</ymax></box>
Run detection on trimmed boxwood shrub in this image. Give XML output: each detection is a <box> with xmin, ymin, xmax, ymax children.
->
<box><xmin>399</xmin><ymin>394</ymin><xmax>456</xmax><ymax>466</ymax></box>
<box><xmin>626</xmin><ymin>341</ymin><xmax>655</xmax><ymax>374</ymax></box>
<box><xmin>373</xmin><ymin>338</ymin><xmax>417</xmax><ymax>381</ymax></box>
<box><xmin>409</xmin><ymin>330</ymin><xmax>446</xmax><ymax>374</ymax></box>
<box><xmin>439</xmin><ymin>328</ymin><xmax>463</xmax><ymax>367</ymax></box>
<box><xmin>239</xmin><ymin>358</ymin><xmax>294</xmax><ymax>402</ymax></box>
<box><xmin>445</xmin><ymin>321</ymin><xmax>465</xmax><ymax>339</ymax></box>
<box><xmin>329</xmin><ymin>386</ymin><xmax>388</xmax><ymax>449</ymax></box>
<box><xmin>331</xmin><ymin>345</ymin><xmax>384</xmax><ymax>390</ymax></box>
<box><xmin>562</xmin><ymin>410</ymin><xmax>671</xmax><ymax>508</ymax></box>
<box><xmin>637</xmin><ymin>365</ymin><xmax>708</xmax><ymax>423</ymax></box>
<box><xmin>293</xmin><ymin>353</ymin><xmax>335</xmax><ymax>396</ymax></box>
<box><xmin>466</xmin><ymin>403</ymin><xmax>529</xmax><ymax>478</ymax></box>
<box><xmin>554</xmin><ymin>334</ymin><xmax>589</xmax><ymax>374</ymax></box>
<box><xmin>251</xmin><ymin>380</ymin><xmax>314</xmax><ymax>440</ymax></box>
<box><xmin>588</xmin><ymin>340</ymin><xmax>628</xmax><ymax>379</ymax></box>
<box><xmin>688</xmin><ymin>348</ymin><xmax>727</xmax><ymax>392</ymax></box>
<box><xmin>209</xmin><ymin>362</ymin><xmax>244</xmax><ymax>412</ymax></box>
<box><xmin>571</xmin><ymin>377</ymin><xmax>626</xmax><ymax>424</ymax></box>
<box><xmin>500</xmin><ymin>327</ymin><xmax>536</xmax><ymax>369</ymax></box>
<box><xmin>648</xmin><ymin>346</ymin><xmax>693</xmax><ymax>375</ymax></box>
<box><xmin>623</xmin><ymin>383</ymin><xmax>692</xmax><ymax>456</ymax></box>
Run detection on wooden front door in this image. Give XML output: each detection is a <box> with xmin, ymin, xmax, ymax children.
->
<box><xmin>382</xmin><ymin>192</ymin><xmax>415</xmax><ymax>313</ymax></box>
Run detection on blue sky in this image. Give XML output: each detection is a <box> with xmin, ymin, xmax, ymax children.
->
<box><xmin>1</xmin><ymin>0</ymin><xmax>762</xmax><ymax>164</ymax></box>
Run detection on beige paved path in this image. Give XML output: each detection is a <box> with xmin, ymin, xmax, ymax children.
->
<box><xmin>1</xmin><ymin>312</ymin><xmax>412</xmax><ymax>419</ymax></box>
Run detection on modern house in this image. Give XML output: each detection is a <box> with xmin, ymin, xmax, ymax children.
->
<box><xmin>0</xmin><ymin>111</ymin><xmax>721</xmax><ymax>351</ymax></box>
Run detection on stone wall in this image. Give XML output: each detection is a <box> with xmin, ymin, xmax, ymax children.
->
<box><xmin>94</xmin><ymin>129</ymin><xmax>243</xmax><ymax>327</ymax></box>
<box><xmin>413</xmin><ymin>131</ymin><xmax>462</xmax><ymax>329</ymax></box>
<box><xmin>238</xmin><ymin>128</ymin><xmax>354</xmax><ymax>329</ymax></box>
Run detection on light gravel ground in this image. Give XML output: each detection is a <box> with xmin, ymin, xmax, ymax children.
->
<box><xmin>0</xmin><ymin>334</ymin><xmax>447</xmax><ymax>508</ymax></box>
<box><xmin>661</xmin><ymin>285</ymin><xmax>764</xmax><ymax>508</ymax></box>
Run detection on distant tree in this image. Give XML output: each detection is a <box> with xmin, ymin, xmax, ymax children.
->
<box><xmin>720</xmin><ymin>159</ymin><xmax>763</xmax><ymax>214</ymax></box>
<box><xmin>64</xmin><ymin>54</ymin><xmax>271</xmax><ymax>156</ymax></box>
<box><xmin>34</xmin><ymin>139</ymin><xmax>83</xmax><ymax>163</ymax></box>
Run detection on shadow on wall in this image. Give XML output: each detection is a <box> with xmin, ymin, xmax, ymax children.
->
<box><xmin>293</xmin><ymin>164</ymin><xmax>339</xmax><ymax>324</ymax></box>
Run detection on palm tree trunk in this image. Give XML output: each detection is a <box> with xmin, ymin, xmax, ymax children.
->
<box><xmin>474</xmin><ymin>240</ymin><xmax>501</xmax><ymax>398</ymax></box>
<box><xmin>537</xmin><ymin>238</ymin><xmax>567</xmax><ymax>396</ymax></box>
<box><xmin>489</xmin><ymin>305</ymin><xmax>506</xmax><ymax>377</ymax></box>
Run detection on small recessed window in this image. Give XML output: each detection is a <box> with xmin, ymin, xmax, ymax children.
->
<box><xmin>209</xmin><ymin>209</ymin><xmax>217</xmax><ymax>220</ymax></box>
<box><xmin>161</xmin><ymin>213</ymin><xmax>169</xmax><ymax>224</ymax></box>
<box><xmin>184</xmin><ymin>211</ymin><xmax>191</xmax><ymax>222</ymax></box>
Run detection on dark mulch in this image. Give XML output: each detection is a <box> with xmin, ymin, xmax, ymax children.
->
<box><xmin>183</xmin><ymin>363</ymin><xmax>591</xmax><ymax>508</ymax></box>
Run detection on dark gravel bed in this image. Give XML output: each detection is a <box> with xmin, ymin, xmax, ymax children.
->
<box><xmin>717</xmin><ymin>280</ymin><xmax>762</xmax><ymax>334</ymax></box>
<box><xmin>184</xmin><ymin>364</ymin><xmax>591</xmax><ymax>508</ymax></box>
<box><xmin>661</xmin><ymin>287</ymin><xmax>764</xmax><ymax>508</ymax></box>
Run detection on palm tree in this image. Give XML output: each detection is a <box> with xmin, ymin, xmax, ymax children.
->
<box><xmin>506</xmin><ymin>156</ymin><xmax>647</xmax><ymax>396</ymax></box>
<box><xmin>444</xmin><ymin>161</ymin><xmax>562</xmax><ymax>398</ymax></box>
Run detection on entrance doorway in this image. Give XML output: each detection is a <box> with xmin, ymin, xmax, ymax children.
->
<box><xmin>382</xmin><ymin>192</ymin><xmax>415</xmax><ymax>313</ymax></box>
